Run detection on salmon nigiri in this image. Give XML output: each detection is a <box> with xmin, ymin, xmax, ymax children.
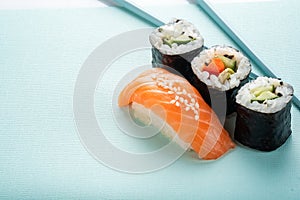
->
<box><xmin>118</xmin><ymin>68</ymin><xmax>235</xmax><ymax>160</ymax></box>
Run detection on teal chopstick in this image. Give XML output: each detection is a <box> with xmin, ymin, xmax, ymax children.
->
<box><xmin>196</xmin><ymin>0</ymin><xmax>300</xmax><ymax>111</ymax></box>
<box><xmin>109</xmin><ymin>0</ymin><xmax>300</xmax><ymax>111</ymax></box>
<box><xmin>112</xmin><ymin>0</ymin><xmax>164</xmax><ymax>27</ymax></box>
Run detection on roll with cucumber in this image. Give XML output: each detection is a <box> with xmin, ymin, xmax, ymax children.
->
<box><xmin>150</xmin><ymin>19</ymin><xmax>205</xmax><ymax>91</ymax></box>
<box><xmin>191</xmin><ymin>45</ymin><xmax>252</xmax><ymax>115</ymax></box>
<box><xmin>234</xmin><ymin>77</ymin><xmax>294</xmax><ymax>151</ymax></box>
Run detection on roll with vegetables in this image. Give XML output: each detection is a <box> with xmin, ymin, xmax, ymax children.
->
<box><xmin>191</xmin><ymin>45</ymin><xmax>251</xmax><ymax>115</ymax></box>
<box><xmin>234</xmin><ymin>77</ymin><xmax>294</xmax><ymax>151</ymax></box>
<box><xmin>150</xmin><ymin>19</ymin><xmax>204</xmax><ymax>90</ymax></box>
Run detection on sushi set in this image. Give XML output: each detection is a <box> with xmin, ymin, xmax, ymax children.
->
<box><xmin>117</xmin><ymin>19</ymin><xmax>294</xmax><ymax>160</ymax></box>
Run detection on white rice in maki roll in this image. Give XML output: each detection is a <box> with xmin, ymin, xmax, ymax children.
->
<box><xmin>150</xmin><ymin>19</ymin><xmax>205</xmax><ymax>93</ymax></box>
<box><xmin>150</xmin><ymin>18</ymin><xmax>204</xmax><ymax>55</ymax></box>
<box><xmin>191</xmin><ymin>45</ymin><xmax>252</xmax><ymax>115</ymax></box>
<box><xmin>235</xmin><ymin>77</ymin><xmax>294</xmax><ymax>151</ymax></box>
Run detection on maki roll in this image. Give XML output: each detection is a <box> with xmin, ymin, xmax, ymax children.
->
<box><xmin>191</xmin><ymin>45</ymin><xmax>251</xmax><ymax>115</ymax></box>
<box><xmin>234</xmin><ymin>77</ymin><xmax>294</xmax><ymax>151</ymax></box>
<box><xmin>149</xmin><ymin>19</ymin><xmax>204</xmax><ymax>90</ymax></box>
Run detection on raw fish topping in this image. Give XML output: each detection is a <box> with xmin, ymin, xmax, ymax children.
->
<box><xmin>118</xmin><ymin>68</ymin><xmax>235</xmax><ymax>160</ymax></box>
<box><xmin>151</xmin><ymin>72</ymin><xmax>200</xmax><ymax>121</ymax></box>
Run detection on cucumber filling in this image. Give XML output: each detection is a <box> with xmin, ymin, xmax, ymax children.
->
<box><xmin>216</xmin><ymin>55</ymin><xmax>236</xmax><ymax>71</ymax></box>
<box><xmin>203</xmin><ymin>54</ymin><xmax>237</xmax><ymax>81</ymax></box>
<box><xmin>163</xmin><ymin>34</ymin><xmax>195</xmax><ymax>47</ymax></box>
<box><xmin>250</xmin><ymin>85</ymin><xmax>279</xmax><ymax>103</ymax></box>
<box><xmin>218</xmin><ymin>68</ymin><xmax>235</xmax><ymax>83</ymax></box>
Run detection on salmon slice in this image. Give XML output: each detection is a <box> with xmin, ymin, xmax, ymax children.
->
<box><xmin>118</xmin><ymin>68</ymin><xmax>235</xmax><ymax>160</ymax></box>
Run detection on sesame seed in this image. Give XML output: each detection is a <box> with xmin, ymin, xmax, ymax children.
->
<box><xmin>167</xmin><ymin>91</ymin><xmax>174</xmax><ymax>94</ymax></box>
<box><xmin>151</xmin><ymin>75</ymin><xmax>157</xmax><ymax>79</ymax></box>
<box><xmin>191</xmin><ymin>98</ymin><xmax>195</xmax><ymax>103</ymax></box>
<box><xmin>185</xmin><ymin>107</ymin><xmax>190</xmax><ymax>111</ymax></box>
<box><xmin>195</xmin><ymin>102</ymin><xmax>199</xmax><ymax>109</ymax></box>
<box><xmin>182</xmin><ymin>89</ymin><xmax>187</xmax><ymax>95</ymax></box>
<box><xmin>179</xmin><ymin>97</ymin><xmax>184</xmax><ymax>102</ymax></box>
<box><xmin>170</xmin><ymin>100</ymin><xmax>176</xmax><ymax>104</ymax></box>
<box><xmin>175</xmin><ymin>96</ymin><xmax>179</xmax><ymax>100</ymax></box>
<box><xmin>175</xmin><ymin>102</ymin><xmax>180</xmax><ymax>107</ymax></box>
<box><xmin>194</xmin><ymin>115</ymin><xmax>199</xmax><ymax>121</ymax></box>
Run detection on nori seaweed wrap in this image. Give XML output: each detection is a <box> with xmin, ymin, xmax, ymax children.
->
<box><xmin>191</xmin><ymin>45</ymin><xmax>252</xmax><ymax>116</ymax></box>
<box><xmin>149</xmin><ymin>19</ymin><xmax>205</xmax><ymax>92</ymax></box>
<box><xmin>234</xmin><ymin>77</ymin><xmax>294</xmax><ymax>151</ymax></box>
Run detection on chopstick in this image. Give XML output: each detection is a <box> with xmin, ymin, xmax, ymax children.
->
<box><xmin>109</xmin><ymin>0</ymin><xmax>300</xmax><ymax>111</ymax></box>
<box><xmin>196</xmin><ymin>0</ymin><xmax>300</xmax><ymax>111</ymax></box>
<box><xmin>112</xmin><ymin>0</ymin><xmax>164</xmax><ymax>26</ymax></box>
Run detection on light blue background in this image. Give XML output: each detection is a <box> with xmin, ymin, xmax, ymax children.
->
<box><xmin>0</xmin><ymin>1</ymin><xmax>300</xmax><ymax>199</ymax></box>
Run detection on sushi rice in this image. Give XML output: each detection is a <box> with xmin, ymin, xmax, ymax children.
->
<box><xmin>149</xmin><ymin>18</ymin><xmax>204</xmax><ymax>55</ymax></box>
<box><xmin>236</xmin><ymin>77</ymin><xmax>294</xmax><ymax>113</ymax></box>
<box><xmin>191</xmin><ymin>45</ymin><xmax>251</xmax><ymax>91</ymax></box>
<box><xmin>131</xmin><ymin>102</ymin><xmax>190</xmax><ymax>150</ymax></box>
<box><xmin>234</xmin><ymin>76</ymin><xmax>293</xmax><ymax>151</ymax></box>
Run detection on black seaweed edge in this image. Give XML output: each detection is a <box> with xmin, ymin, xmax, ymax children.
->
<box><xmin>234</xmin><ymin>99</ymin><xmax>292</xmax><ymax>151</ymax></box>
